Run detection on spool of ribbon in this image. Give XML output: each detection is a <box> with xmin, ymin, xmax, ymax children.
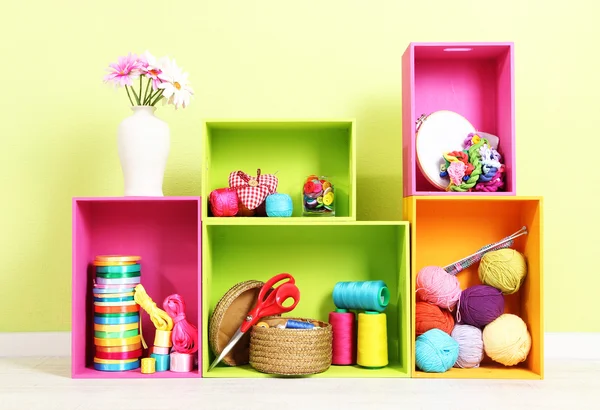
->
<box><xmin>170</xmin><ymin>352</ymin><xmax>194</xmax><ymax>372</ymax></box>
<box><xmin>134</xmin><ymin>284</ymin><xmax>173</xmax><ymax>349</ymax></box>
<box><xmin>163</xmin><ymin>294</ymin><xmax>199</xmax><ymax>354</ymax></box>
<box><xmin>154</xmin><ymin>329</ymin><xmax>173</xmax><ymax>348</ymax></box>
<box><xmin>150</xmin><ymin>353</ymin><xmax>170</xmax><ymax>372</ymax></box>
<box><xmin>141</xmin><ymin>357</ymin><xmax>156</xmax><ymax>374</ymax></box>
<box><xmin>151</xmin><ymin>346</ymin><xmax>171</xmax><ymax>355</ymax></box>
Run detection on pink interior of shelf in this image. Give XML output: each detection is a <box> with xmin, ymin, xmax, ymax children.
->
<box><xmin>411</xmin><ymin>44</ymin><xmax>514</xmax><ymax>194</ymax></box>
<box><xmin>72</xmin><ymin>198</ymin><xmax>201</xmax><ymax>378</ymax></box>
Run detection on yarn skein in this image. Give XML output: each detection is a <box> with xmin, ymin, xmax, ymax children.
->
<box><xmin>333</xmin><ymin>281</ymin><xmax>390</xmax><ymax>313</ymax></box>
<box><xmin>415</xmin><ymin>328</ymin><xmax>459</xmax><ymax>373</ymax></box>
<box><xmin>456</xmin><ymin>285</ymin><xmax>504</xmax><ymax>328</ymax></box>
<box><xmin>329</xmin><ymin>310</ymin><xmax>356</xmax><ymax>365</ymax></box>
<box><xmin>415</xmin><ymin>301</ymin><xmax>454</xmax><ymax>336</ymax></box>
<box><xmin>209</xmin><ymin>188</ymin><xmax>239</xmax><ymax>217</ymax></box>
<box><xmin>416</xmin><ymin>266</ymin><xmax>461</xmax><ymax>310</ymax></box>
<box><xmin>266</xmin><ymin>193</ymin><xmax>293</xmax><ymax>217</ymax></box>
<box><xmin>479</xmin><ymin>249</ymin><xmax>527</xmax><ymax>294</ymax></box>
<box><xmin>451</xmin><ymin>324</ymin><xmax>484</xmax><ymax>368</ymax></box>
<box><xmin>483</xmin><ymin>314</ymin><xmax>531</xmax><ymax>366</ymax></box>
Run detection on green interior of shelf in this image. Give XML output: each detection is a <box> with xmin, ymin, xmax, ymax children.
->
<box><xmin>202</xmin><ymin>223</ymin><xmax>410</xmax><ymax>378</ymax></box>
<box><xmin>203</xmin><ymin>121</ymin><xmax>354</xmax><ymax>218</ymax></box>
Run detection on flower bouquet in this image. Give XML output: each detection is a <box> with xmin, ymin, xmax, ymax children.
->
<box><xmin>103</xmin><ymin>51</ymin><xmax>193</xmax><ymax>197</ymax></box>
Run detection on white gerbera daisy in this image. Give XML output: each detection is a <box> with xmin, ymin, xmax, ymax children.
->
<box><xmin>157</xmin><ymin>58</ymin><xmax>194</xmax><ymax>109</ymax></box>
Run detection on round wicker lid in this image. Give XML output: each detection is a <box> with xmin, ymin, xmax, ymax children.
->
<box><xmin>208</xmin><ymin>280</ymin><xmax>265</xmax><ymax>366</ymax></box>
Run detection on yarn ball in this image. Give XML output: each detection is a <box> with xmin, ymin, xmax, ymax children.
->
<box><xmin>416</xmin><ymin>266</ymin><xmax>461</xmax><ymax>310</ymax></box>
<box><xmin>451</xmin><ymin>324</ymin><xmax>484</xmax><ymax>368</ymax></box>
<box><xmin>415</xmin><ymin>301</ymin><xmax>454</xmax><ymax>336</ymax></box>
<box><xmin>483</xmin><ymin>313</ymin><xmax>531</xmax><ymax>366</ymax></box>
<box><xmin>209</xmin><ymin>188</ymin><xmax>239</xmax><ymax>217</ymax></box>
<box><xmin>416</xmin><ymin>328</ymin><xmax>459</xmax><ymax>373</ymax></box>
<box><xmin>479</xmin><ymin>248</ymin><xmax>527</xmax><ymax>294</ymax></box>
<box><xmin>457</xmin><ymin>285</ymin><xmax>504</xmax><ymax>328</ymax></box>
<box><xmin>266</xmin><ymin>193</ymin><xmax>293</xmax><ymax>217</ymax></box>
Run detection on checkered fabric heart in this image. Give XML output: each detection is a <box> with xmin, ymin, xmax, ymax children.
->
<box><xmin>228</xmin><ymin>169</ymin><xmax>278</xmax><ymax>210</ymax></box>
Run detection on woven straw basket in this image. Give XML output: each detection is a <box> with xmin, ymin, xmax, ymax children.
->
<box><xmin>249</xmin><ymin>317</ymin><xmax>332</xmax><ymax>376</ymax></box>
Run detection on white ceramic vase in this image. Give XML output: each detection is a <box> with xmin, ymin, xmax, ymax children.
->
<box><xmin>117</xmin><ymin>106</ymin><xmax>170</xmax><ymax>196</ymax></box>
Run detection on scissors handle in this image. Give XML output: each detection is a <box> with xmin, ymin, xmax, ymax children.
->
<box><xmin>240</xmin><ymin>273</ymin><xmax>300</xmax><ymax>332</ymax></box>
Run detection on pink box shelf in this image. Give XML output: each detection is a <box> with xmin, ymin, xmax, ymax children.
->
<box><xmin>402</xmin><ymin>42</ymin><xmax>515</xmax><ymax>196</ymax></box>
<box><xmin>71</xmin><ymin>197</ymin><xmax>202</xmax><ymax>378</ymax></box>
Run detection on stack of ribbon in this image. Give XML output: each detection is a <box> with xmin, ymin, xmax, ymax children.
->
<box><xmin>134</xmin><ymin>284</ymin><xmax>174</xmax><ymax>372</ymax></box>
<box><xmin>92</xmin><ymin>255</ymin><xmax>143</xmax><ymax>372</ymax></box>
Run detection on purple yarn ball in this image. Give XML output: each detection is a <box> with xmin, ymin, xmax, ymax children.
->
<box><xmin>457</xmin><ymin>285</ymin><xmax>504</xmax><ymax>328</ymax></box>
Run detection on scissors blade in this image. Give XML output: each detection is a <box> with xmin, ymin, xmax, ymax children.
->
<box><xmin>208</xmin><ymin>327</ymin><xmax>245</xmax><ymax>371</ymax></box>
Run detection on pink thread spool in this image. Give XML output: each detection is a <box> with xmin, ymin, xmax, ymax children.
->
<box><xmin>329</xmin><ymin>310</ymin><xmax>356</xmax><ymax>365</ymax></box>
<box><xmin>209</xmin><ymin>188</ymin><xmax>239</xmax><ymax>217</ymax></box>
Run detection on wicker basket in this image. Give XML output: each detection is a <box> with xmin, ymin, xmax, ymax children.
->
<box><xmin>249</xmin><ymin>317</ymin><xmax>332</xmax><ymax>376</ymax></box>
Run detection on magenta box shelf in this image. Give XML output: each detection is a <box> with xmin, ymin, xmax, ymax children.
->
<box><xmin>402</xmin><ymin>42</ymin><xmax>515</xmax><ymax>196</ymax></box>
<box><xmin>71</xmin><ymin>197</ymin><xmax>202</xmax><ymax>378</ymax></box>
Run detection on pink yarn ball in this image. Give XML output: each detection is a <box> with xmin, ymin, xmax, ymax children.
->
<box><xmin>209</xmin><ymin>188</ymin><xmax>239</xmax><ymax>217</ymax></box>
<box><xmin>416</xmin><ymin>266</ymin><xmax>461</xmax><ymax>310</ymax></box>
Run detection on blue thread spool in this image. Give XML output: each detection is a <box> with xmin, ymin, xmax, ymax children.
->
<box><xmin>266</xmin><ymin>193</ymin><xmax>293</xmax><ymax>217</ymax></box>
<box><xmin>285</xmin><ymin>319</ymin><xmax>315</xmax><ymax>329</ymax></box>
<box><xmin>150</xmin><ymin>353</ymin><xmax>170</xmax><ymax>372</ymax></box>
<box><xmin>332</xmin><ymin>281</ymin><xmax>390</xmax><ymax>313</ymax></box>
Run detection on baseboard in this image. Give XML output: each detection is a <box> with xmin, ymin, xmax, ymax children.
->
<box><xmin>1</xmin><ymin>332</ymin><xmax>599</xmax><ymax>359</ymax></box>
<box><xmin>0</xmin><ymin>332</ymin><xmax>71</xmax><ymax>357</ymax></box>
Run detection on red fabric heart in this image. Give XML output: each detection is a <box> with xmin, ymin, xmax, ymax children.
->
<box><xmin>228</xmin><ymin>169</ymin><xmax>278</xmax><ymax>210</ymax></box>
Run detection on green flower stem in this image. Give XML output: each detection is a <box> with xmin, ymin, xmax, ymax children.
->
<box><xmin>129</xmin><ymin>85</ymin><xmax>141</xmax><ymax>105</ymax></box>
<box><xmin>143</xmin><ymin>78</ymin><xmax>152</xmax><ymax>105</ymax></box>
<box><xmin>125</xmin><ymin>86</ymin><xmax>135</xmax><ymax>106</ymax></box>
<box><xmin>150</xmin><ymin>89</ymin><xmax>165</xmax><ymax>106</ymax></box>
<box><xmin>139</xmin><ymin>76</ymin><xmax>143</xmax><ymax>105</ymax></box>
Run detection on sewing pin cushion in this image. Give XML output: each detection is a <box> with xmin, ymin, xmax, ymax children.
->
<box><xmin>228</xmin><ymin>169</ymin><xmax>278</xmax><ymax>211</ymax></box>
<box><xmin>209</xmin><ymin>280</ymin><xmax>266</xmax><ymax>366</ymax></box>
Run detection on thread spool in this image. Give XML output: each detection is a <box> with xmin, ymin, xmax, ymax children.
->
<box><xmin>479</xmin><ymin>249</ymin><xmax>527</xmax><ymax>294</ymax></box>
<box><xmin>141</xmin><ymin>357</ymin><xmax>156</xmax><ymax>374</ymax></box>
<box><xmin>333</xmin><ymin>280</ymin><xmax>390</xmax><ymax>313</ymax></box>
<box><xmin>416</xmin><ymin>266</ymin><xmax>461</xmax><ymax>310</ymax></box>
<box><xmin>329</xmin><ymin>309</ymin><xmax>356</xmax><ymax>365</ymax></box>
<box><xmin>415</xmin><ymin>301</ymin><xmax>454</xmax><ymax>336</ymax></box>
<box><xmin>285</xmin><ymin>319</ymin><xmax>315</xmax><ymax>329</ymax></box>
<box><xmin>451</xmin><ymin>324</ymin><xmax>484</xmax><ymax>369</ymax></box>
<box><xmin>415</xmin><ymin>328</ymin><xmax>459</xmax><ymax>373</ymax></box>
<box><xmin>357</xmin><ymin>312</ymin><xmax>388</xmax><ymax>368</ymax></box>
<box><xmin>456</xmin><ymin>285</ymin><xmax>504</xmax><ymax>328</ymax></box>
<box><xmin>209</xmin><ymin>188</ymin><xmax>239</xmax><ymax>217</ymax></box>
<box><xmin>154</xmin><ymin>329</ymin><xmax>173</xmax><ymax>348</ymax></box>
<box><xmin>266</xmin><ymin>193</ymin><xmax>293</xmax><ymax>217</ymax></box>
<box><xmin>150</xmin><ymin>353</ymin><xmax>170</xmax><ymax>372</ymax></box>
<box><xmin>483</xmin><ymin>314</ymin><xmax>531</xmax><ymax>366</ymax></box>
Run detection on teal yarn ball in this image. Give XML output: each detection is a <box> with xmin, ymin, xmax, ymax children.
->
<box><xmin>416</xmin><ymin>328</ymin><xmax>459</xmax><ymax>373</ymax></box>
<box><xmin>266</xmin><ymin>193</ymin><xmax>293</xmax><ymax>217</ymax></box>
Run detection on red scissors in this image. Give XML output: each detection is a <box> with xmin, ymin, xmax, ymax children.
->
<box><xmin>208</xmin><ymin>273</ymin><xmax>300</xmax><ymax>371</ymax></box>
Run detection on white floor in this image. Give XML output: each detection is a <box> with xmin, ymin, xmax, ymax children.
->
<box><xmin>0</xmin><ymin>357</ymin><xmax>598</xmax><ymax>410</ymax></box>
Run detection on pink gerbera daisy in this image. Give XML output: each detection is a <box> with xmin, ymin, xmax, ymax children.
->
<box><xmin>103</xmin><ymin>53</ymin><xmax>144</xmax><ymax>87</ymax></box>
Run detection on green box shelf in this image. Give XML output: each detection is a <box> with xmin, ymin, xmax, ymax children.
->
<box><xmin>202</xmin><ymin>119</ymin><xmax>356</xmax><ymax>221</ymax></box>
<box><xmin>202</xmin><ymin>220</ymin><xmax>410</xmax><ymax>378</ymax></box>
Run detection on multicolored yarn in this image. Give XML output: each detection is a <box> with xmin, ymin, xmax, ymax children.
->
<box><xmin>440</xmin><ymin>133</ymin><xmax>505</xmax><ymax>192</ymax></box>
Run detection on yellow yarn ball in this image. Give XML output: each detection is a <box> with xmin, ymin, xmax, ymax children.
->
<box><xmin>482</xmin><ymin>314</ymin><xmax>531</xmax><ymax>366</ymax></box>
<box><xmin>478</xmin><ymin>248</ymin><xmax>527</xmax><ymax>294</ymax></box>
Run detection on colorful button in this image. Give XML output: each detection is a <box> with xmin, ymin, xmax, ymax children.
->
<box><xmin>323</xmin><ymin>192</ymin><xmax>334</xmax><ymax>206</ymax></box>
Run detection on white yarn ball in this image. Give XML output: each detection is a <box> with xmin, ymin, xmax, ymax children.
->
<box><xmin>451</xmin><ymin>324</ymin><xmax>484</xmax><ymax>368</ymax></box>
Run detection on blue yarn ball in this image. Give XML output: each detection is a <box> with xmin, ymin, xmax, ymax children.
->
<box><xmin>266</xmin><ymin>193</ymin><xmax>293</xmax><ymax>217</ymax></box>
<box><xmin>416</xmin><ymin>328</ymin><xmax>459</xmax><ymax>373</ymax></box>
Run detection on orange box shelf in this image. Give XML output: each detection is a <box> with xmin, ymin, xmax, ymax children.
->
<box><xmin>404</xmin><ymin>196</ymin><xmax>543</xmax><ymax>379</ymax></box>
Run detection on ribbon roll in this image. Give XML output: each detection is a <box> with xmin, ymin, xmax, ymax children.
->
<box><xmin>96</xmin><ymin>277</ymin><xmax>141</xmax><ymax>285</ymax></box>
<box><xmin>163</xmin><ymin>294</ymin><xmax>199</xmax><ymax>354</ymax></box>
<box><xmin>94</xmin><ymin>335</ymin><xmax>141</xmax><ymax>347</ymax></box>
<box><xmin>93</xmin><ymin>285</ymin><xmax>136</xmax><ymax>293</ymax></box>
<box><xmin>95</xmin><ymin>342</ymin><xmax>142</xmax><ymax>353</ymax></box>
<box><xmin>94</xmin><ymin>329</ymin><xmax>139</xmax><ymax>339</ymax></box>
<box><xmin>93</xmin><ymin>292</ymin><xmax>135</xmax><ymax>298</ymax></box>
<box><xmin>93</xmin><ymin>296</ymin><xmax>135</xmax><ymax>303</ymax></box>
<box><xmin>94</xmin><ymin>322</ymin><xmax>138</xmax><ymax>332</ymax></box>
<box><xmin>141</xmin><ymin>357</ymin><xmax>156</xmax><ymax>374</ymax></box>
<box><xmin>93</xmin><ymin>360</ymin><xmax>140</xmax><ymax>371</ymax></box>
<box><xmin>95</xmin><ymin>264</ymin><xmax>141</xmax><ymax>273</ymax></box>
<box><xmin>94</xmin><ymin>304</ymin><xmax>140</xmax><ymax>314</ymax></box>
<box><xmin>154</xmin><ymin>330</ymin><xmax>173</xmax><ymax>348</ymax></box>
<box><xmin>94</xmin><ymin>314</ymin><xmax>139</xmax><ymax>325</ymax></box>
<box><xmin>170</xmin><ymin>352</ymin><xmax>194</xmax><ymax>372</ymax></box>
<box><xmin>134</xmin><ymin>284</ymin><xmax>173</xmax><ymax>349</ymax></box>
<box><xmin>95</xmin><ymin>348</ymin><xmax>143</xmax><ymax>360</ymax></box>
<box><xmin>95</xmin><ymin>272</ymin><xmax>141</xmax><ymax>279</ymax></box>
<box><xmin>150</xmin><ymin>353</ymin><xmax>170</xmax><ymax>372</ymax></box>
<box><xmin>94</xmin><ymin>300</ymin><xmax>137</xmax><ymax>307</ymax></box>
<box><xmin>151</xmin><ymin>346</ymin><xmax>170</xmax><ymax>355</ymax></box>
